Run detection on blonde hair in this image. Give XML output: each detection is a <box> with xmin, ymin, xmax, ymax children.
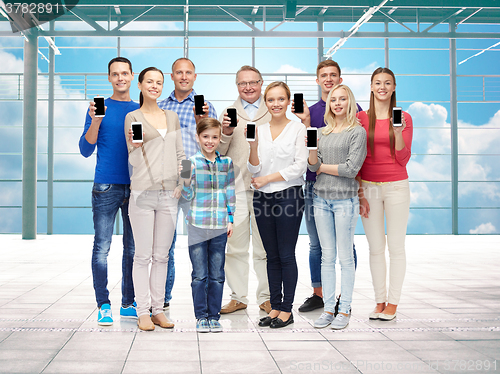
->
<box><xmin>263</xmin><ymin>81</ymin><xmax>291</xmax><ymax>101</ymax></box>
<box><xmin>322</xmin><ymin>84</ymin><xmax>359</xmax><ymax>135</ymax></box>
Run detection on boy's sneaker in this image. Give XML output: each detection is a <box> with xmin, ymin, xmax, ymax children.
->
<box><xmin>120</xmin><ymin>302</ymin><xmax>138</xmax><ymax>319</ymax></box>
<box><xmin>97</xmin><ymin>304</ymin><xmax>113</xmax><ymax>326</ymax></box>
<box><xmin>209</xmin><ymin>319</ymin><xmax>223</xmax><ymax>333</ymax></box>
<box><xmin>314</xmin><ymin>312</ymin><xmax>334</xmax><ymax>328</ymax></box>
<box><xmin>331</xmin><ymin>313</ymin><xmax>350</xmax><ymax>330</ymax></box>
<box><xmin>298</xmin><ymin>294</ymin><xmax>324</xmax><ymax>312</ymax></box>
<box><xmin>196</xmin><ymin>318</ymin><xmax>210</xmax><ymax>333</ymax></box>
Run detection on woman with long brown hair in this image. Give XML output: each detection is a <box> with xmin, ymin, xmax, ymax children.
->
<box><xmin>357</xmin><ymin>67</ymin><xmax>413</xmax><ymax>321</ymax></box>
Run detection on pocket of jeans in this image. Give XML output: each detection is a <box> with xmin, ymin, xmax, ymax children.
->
<box><xmin>92</xmin><ymin>183</ymin><xmax>112</xmax><ymax>193</ymax></box>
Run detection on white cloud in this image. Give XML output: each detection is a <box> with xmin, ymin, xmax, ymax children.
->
<box><xmin>274</xmin><ymin>64</ymin><xmax>308</xmax><ymax>74</ymax></box>
<box><xmin>469</xmin><ymin>222</ymin><xmax>496</xmax><ymax>234</ymax></box>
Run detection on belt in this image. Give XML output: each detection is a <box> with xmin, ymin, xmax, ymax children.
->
<box><xmin>361</xmin><ymin>179</ymin><xmax>389</xmax><ymax>186</ymax></box>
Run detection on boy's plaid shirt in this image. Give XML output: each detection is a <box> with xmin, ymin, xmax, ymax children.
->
<box><xmin>182</xmin><ymin>151</ymin><xmax>236</xmax><ymax>230</ymax></box>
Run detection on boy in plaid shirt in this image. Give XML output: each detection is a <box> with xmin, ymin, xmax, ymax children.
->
<box><xmin>181</xmin><ymin>118</ymin><xmax>236</xmax><ymax>333</ymax></box>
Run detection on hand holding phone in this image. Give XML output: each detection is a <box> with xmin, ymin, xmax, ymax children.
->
<box><xmin>131</xmin><ymin>122</ymin><xmax>143</xmax><ymax>143</ymax></box>
<box><xmin>181</xmin><ymin>160</ymin><xmax>192</xmax><ymax>179</ymax></box>
<box><xmin>307</xmin><ymin>128</ymin><xmax>318</xmax><ymax>150</ymax></box>
<box><xmin>94</xmin><ymin>96</ymin><xmax>105</xmax><ymax>118</ymax></box>
<box><xmin>246</xmin><ymin>122</ymin><xmax>256</xmax><ymax>142</ymax></box>
<box><xmin>194</xmin><ymin>95</ymin><xmax>205</xmax><ymax>115</ymax></box>
<box><xmin>392</xmin><ymin>107</ymin><xmax>402</xmax><ymax>127</ymax></box>
<box><xmin>227</xmin><ymin>108</ymin><xmax>237</xmax><ymax>127</ymax></box>
<box><xmin>294</xmin><ymin>93</ymin><xmax>304</xmax><ymax>114</ymax></box>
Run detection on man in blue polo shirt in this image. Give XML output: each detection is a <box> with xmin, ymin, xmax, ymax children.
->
<box><xmin>158</xmin><ymin>57</ymin><xmax>217</xmax><ymax>309</ymax></box>
<box><xmin>299</xmin><ymin>60</ymin><xmax>362</xmax><ymax>313</ymax></box>
<box><xmin>79</xmin><ymin>57</ymin><xmax>139</xmax><ymax>325</ymax></box>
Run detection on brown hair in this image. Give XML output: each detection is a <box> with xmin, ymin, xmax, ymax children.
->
<box><xmin>316</xmin><ymin>60</ymin><xmax>341</xmax><ymax>78</ymax></box>
<box><xmin>138</xmin><ymin>67</ymin><xmax>164</xmax><ymax>107</ymax></box>
<box><xmin>235</xmin><ymin>65</ymin><xmax>263</xmax><ymax>84</ymax></box>
<box><xmin>368</xmin><ymin>67</ymin><xmax>397</xmax><ymax>159</ymax></box>
<box><xmin>196</xmin><ymin>117</ymin><xmax>222</xmax><ymax>136</ymax></box>
<box><xmin>263</xmin><ymin>81</ymin><xmax>291</xmax><ymax>101</ymax></box>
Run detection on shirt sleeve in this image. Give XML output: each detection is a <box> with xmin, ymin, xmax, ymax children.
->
<box><xmin>217</xmin><ymin>108</ymin><xmax>232</xmax><ymax>156</ymax></box>
<box><xmin>79</xmin><ymin>110</ymin><xmax>96</xmax><ymax>158</ymax></box>
<box><xmin>124</xmin><ymin>113</ymin><xmax>143</xmax><ymax>167</ymax></box>
<box><xmin>279</xmin><ymin>124</ymin><xmax>308</xmax><ymax>181</ymax></box>
<box><xmin>208</xmin><ymin>101</ymin><xmax>218</xmax><ymax>120</ymax></box>
<box><xmin>337</xmin><ymin>127</ymin><xmax>368</xmax><ymax>178</ymax></box>
<box><xmin>395</xmin><ymin>111</ymin><xmax>413</xmax><ymax>167</ymax></box>
<box><xmin>174</xmin><ymin>113</ymin><xmax>186</xmax><ymax>188</ymax></box>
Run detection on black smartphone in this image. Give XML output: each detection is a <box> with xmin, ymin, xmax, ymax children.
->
<box><xmin>227</xmin><ymin>108</ymin><xmax>237</xmax><ymax>127</ymax></box>
<box><xmin>94</xmin><ymin>96</ymin><xmax>105</xmax><ymax>117</ymax></box>
<box><xmin>392</xmin><ymin>107</ymin><xmax>402</xmax><ymax>127</ymax></box>
<box><xmin>294</xmin><ymin>93</ymin><xmax>304</xmax><ymax>114</ymax></box>
<box><xmin>181</xmin><ymin>159</ymin><xmax>192</xmax><ymax>179</ymax></box>
<box><xmin>131</xmin><ymin>122</ymin><xmax>143</xmax><ymax>143</ymax></box>
<box><xmin>246</xmin><ymin>122</ymin><xmax>256</xmax><ymax>142</ymax></box>
<box><xmin>307</xmin><ymin>128</ymin><xmax>318</xmax><ymax>150</ymax></box>
<box><xmin>194</xmin><ymin>95</ymin><xmax>205</xmax><ymax>115</ymax></box>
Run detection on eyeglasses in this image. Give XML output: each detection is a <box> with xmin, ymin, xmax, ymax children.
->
<box><xmin>237</xmin><ymin>80</ymin><xmax>261</xmax><ymax>88</ymax></box>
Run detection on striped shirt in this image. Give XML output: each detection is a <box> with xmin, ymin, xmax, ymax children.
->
<box><xmin>158</xmin><ymin>90</ymin><xmax>217</xmax><ymax>158</ymax></box>
<box><xmin>182</xmin><ymin>151</ymin><xmax>236</xmax><ymax>230</ymax></box>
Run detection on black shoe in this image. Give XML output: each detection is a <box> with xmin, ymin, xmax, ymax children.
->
<box><xmin>270</xmin><ymin>313</ymin><xmax>294</xmax><ymax>329</ymax></box>
<box><xmin>298</xmin><ymin>294</ymin><xmax>324</xmax><ymax>312</ymax></box>
<box><xmin>163</xmin><ymin>302</ymin><xmax>170</xmax><ymax>310</ymax></box>
<box><xmin>258</xmin><ymin>316</ymin><xmax>276</xmax><ymax>327</ymax></box>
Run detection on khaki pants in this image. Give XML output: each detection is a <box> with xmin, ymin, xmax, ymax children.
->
<box><xmin>225</xmin><ymin>190</ymin><xmax>270</xmax><ymax>305</ymax></box>
<box><xmin>129</xmin><ymin>190</ymin><xmax>178</xmax><ymax>317</ymax></box>
<box><xmin>361</xmin><ymin>179</ymin><xmax>410</xmax><ymax>305</ymax></box>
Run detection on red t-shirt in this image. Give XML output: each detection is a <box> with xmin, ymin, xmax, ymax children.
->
<box><xmin>357</xmin><ymin>110</ymin><xmax>413</xmax><ymax>182</ymax></box>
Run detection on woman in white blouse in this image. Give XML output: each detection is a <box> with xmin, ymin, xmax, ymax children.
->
<box><xmin>247</xmin><ymin>81</ymin><xmax>308</xmax><ymax>329</ymax></box>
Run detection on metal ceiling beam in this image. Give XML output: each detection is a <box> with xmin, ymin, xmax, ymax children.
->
<box><xmin>421</xmin><ymin>8</ymin><xmax>466</xmax><ymax>33</ymax></box>
<box><xmin>67</xmin><ymin>7</ymin><xmax>106</xmax><ymax>31</ymax></box>
<box><xmin>378</xmin><ymin>9</ymin><xmax>415</xmax><ymax>33</ymax></box>
<box><xmin>113</xmin><ymin>6</ymin><xmax>156</xmax><ymax>31</ymax></box>
<box><xmin>457</xmin><ymin>8</ymin><xmax>483</xmax><ymax>26</ymax></box>
<box><xmin>218</xmin><ymin>6</ymin><xmax>259</xmax><ymax>31</ymax></box>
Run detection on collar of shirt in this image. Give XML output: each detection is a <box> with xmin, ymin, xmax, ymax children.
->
<box><xmin>319</xmin><ymin>99</ymin><xmax>326</xmax><ymax>108</ymax></box>
<box><xmin>195</xmin><ymin>150</ymin><xmax>221</xmax><ymax>164</ymax></box>
<box><xmin>168</xmin><ymin>89</ymin><xmax>196</xmax><ymax>104</ymax></box>
<box><xmin>241</xmin><ymin>97</ymin><xmax>261</xmax><ymax>110</ymax></box>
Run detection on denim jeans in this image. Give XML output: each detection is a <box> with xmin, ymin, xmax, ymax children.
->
<box><xmin>188</xmin><ymin>225</ymin><xmax>227</xmax><ymax>320</ymax></box>
<box><xmin>91</xmin><ymin>183</ymin><xmax>135</xmax><ymax>308</ymax></box>
<box><xmin>253</xmin><ymin>185</ymin><xmax>304</xmax><ymax>313</ymax></box>
<box><xmin>313</xmin><ymin>195</ymin><xmax>358</xmax><ymax>315</ymax></box>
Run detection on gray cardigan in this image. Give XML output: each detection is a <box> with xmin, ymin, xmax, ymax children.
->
<box><xmin>308</xmin><ymin>125</ymin><xmax>367</xmax><ymax>200</ymax></box>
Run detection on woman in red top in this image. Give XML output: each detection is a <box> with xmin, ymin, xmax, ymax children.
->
<box><xmin>356</xmin><ymin>67</ymin><xmax>413</xmax><ymax>321</ymax></box>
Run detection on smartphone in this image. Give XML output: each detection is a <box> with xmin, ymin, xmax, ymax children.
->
<box><xmin>227</xmin><ymin>108</ymin><xmax>237</xmax><ymax>127</ymax></box>
<box><xmin>307</xmin><ymin>127</ymin><xmax>318</xmax><ymax>150</ymax></box>
<box><xmin>131</xmin><ymin>122</ymin><xmax>143</xmax><ymax>143</ymax></box>
<box><xmin>392</xmin><ymin>107</ymin><xmax>402</xmax><ymax>127</ymax></box>
<box><xmin>181</xmin><ymin>159</ymin><xmax>192</xmax><ymax>179</ymax></box>
<box><xmin>194</xmin><ymin>94</ymin><xmax>205</xmax><ymax>115</ymax></box>
<box><xmin>246</xmin><ymin>122</ymin><xmax>256</xmax><ymax>142</ymax></box>
<box><xmin>94</xmin><ymin>96</ymin><xmax>105</xmax><ymax>117</ymax></box>
<box><xmin>294</xmin><ymin>93</ymin><xmax>304</xmax><ymax>114</ymax></box>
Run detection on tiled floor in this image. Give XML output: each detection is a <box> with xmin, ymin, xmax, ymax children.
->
<box><xmin>0</xmin><ymin>234</ymin><xmax>499</xmax><ymax>374</ymax></box>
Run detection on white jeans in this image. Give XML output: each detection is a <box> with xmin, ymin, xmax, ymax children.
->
<box><xmin>225</xmin><ymin>190</ymin><xmax>270</xmax><ymax>305</ymax></box>
<box><xmin>129</xmin><ymin>190</ymin><xmax>178</xmax><ymax>317</ymax></box>
<box><xmin>361</xmin><ymin>179</ymin><xmax>410</xmax><ymax>305</ymax></box>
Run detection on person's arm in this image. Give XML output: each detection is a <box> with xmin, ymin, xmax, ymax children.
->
<box><xmin>79</xmin><ymin>102</ymin><xmax>101</xmax><ymax>157</ymax></box>
<box><xmin>292</xmin><ymin>99</ymin><xmax>311</xmax><ymax>127</ymax></box>
<box><xmin>356</xmin><ymin>175</ymin><xmax>370</xmax><ymax>218</ymax></box>
<box><xmin>181</xmin><ymin>159</ymin><xmax>196</xmax><ymax>201</ymax></box>
<box><xmin>394</xmin><ymin>111</ymin><xmax>413</xmax><ymax>166</ymax></box>
<box><xmin>124</xmin><ymin>113</ymin><xmax>144</xmax><ymax>167</ymax></box>
<box><xmin>173</xmin><ymin>113</ymin><xmax>186</xmax><ymax>197</ymax></box>
<box><xmin>218</xmin><ymin>108</ymin><xmax>235</xmax><ymax>155</ymax></box>
<box><xmin>247</xmin><ymin>126</ymin><xmax>261</xmax><ymax>173</ymax></box>
<box><xmin>226</xmin><ymin>159</ymin><xmax>236</xmax><ymax>226</ymax></box>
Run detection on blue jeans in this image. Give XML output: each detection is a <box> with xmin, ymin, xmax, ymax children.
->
<box><xmin>253</xmin><ymin>186</ymin><xmax>304</xmax><ymax>313</ymax></box>
<box><xmin>313</xmin><ymin>195</ymin><xmax>358</xmax><ymax>315</ymax></box>
<box><xmin>188</xmin><ymin>225</ymin><xmax>227</xmax><ymax>320</ymax></box>
<box><xmin>305</xmin><ymin>182</ymin><xmax>358</xmax><ymax>289</ymax></box>
<box><xmin>91</xmin><ymin>183</ymin><xmax>135</xmax><ymax>308</ymax></box>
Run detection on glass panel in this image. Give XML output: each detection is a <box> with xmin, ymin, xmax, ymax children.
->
<box><xmin>37</xmin><ymin>181</ymin><xmax>47</xmax><ymax>207</ymax></box>
<box><xmin>2</xmin><ymin>127</ymin><xmax>22</xmax><ymax>153</ymax></box>
<box><xmin>410</xmin><ymin>182</ymin><xmax>451</xmax><ymax>208</ymax></box>
<box><xmin>54</xmin><ymin>128</ymin><xmax>88</xmax><ymax>153</ymax></box>
<box><xmin>458</xmin><ymin>209</ymin><xmax>500</xmax><ymax>234</ymax></box>
<box><xmin>190</xmin><ymin>48</ymin><xmax>252</xmax><ymax>74</ymax></box>
<box><xmin>390</xmin><ymin>49</ymin><xmax>449</xmax><ymax>75</ymax></box>
<box><xmin>411</xmin><ymin>128</ymin><xmax>451</xmax><ymax>155</ymax></box>
<box><xmin>37</xmin><ymin>207</ymin><xmax>47</xmax><ymax>234</ymax></box>
<box><xmin>0</xmin><ymin>182</ymin><xmax>22</xmax><ymax>206</ymax></box>
<box><xmin>459</xmin><ymin>182</ymin><xmax>500</xmax><ymax>208</ymax></box>
<box><xmin>458</xmin><ymin>129</ymin><xmax>500</xmax><ymax>155</ymax></box>
<box><xmin>396</xmin><ymin>76</ymin><xmax>450</xmax><ymax>102</ymax></box>
<box><xmin>458</xmin><ymin>103</ymin><xmax>499</xmax><ymax>127</ymax></box>
<box><xmin>0</xmin><ymin>155</ymin><xmax>22</xmax><ymax>179</ymax></box>
<box><xmin>407</xmin><ymin>155</ymin><xmax>451</xmax><ymax>181</ymax></box>
<box><xmin>407</xmin><ymin>102</ymin><xmax>451</xmax><ymax>128</ymax></box>
<box><xmin>55</xmin><ymin>101</ymin><xmax>101</xmax><ymax>128</ymax></box>
<box><xmin>0</xmin><ymin>208</ymin><xmax>21</xmax><ymax>233</ymax></box>
<box><xmin>54</xmin><ymin>182</ymin><xmax>93</xmax><ymax>207</ymax></box>
<box><xmin>408</xmin><ymin>209</ymin><xmax>452</xmax><ymax>234</ymax></box>
<box><xmin>53</xmin><ymin>207</ymin><xmax>93</xmax><ymax>234</ymax></box>
<box><xmin>54</xmin><ymin>154</ymin><xmax>96</xmax><ymax>180</ymax></box>
<box><xmin>458</xmin><ymin>155</ymin><xmax>500</xmax><ymax>181</ymax></box>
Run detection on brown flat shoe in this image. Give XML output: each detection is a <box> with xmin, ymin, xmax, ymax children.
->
<box><xmin>220</xmin><ymin>300</ymin><xmax>247</xmax><ymax>314</ymax></box>
<box><xmin>137</xmin><ymin>315</ymin><xmax>155</xmax><ymax>331</ymax></box>
<box><xmin>259</xmin><ymin>300</ymin><xmax>272</xmax><ymax>314</ymax></box>
<box><xmin>151</xmin><ymin>313</ymin><xmax>175</xmax><ymax>329</ymax></box>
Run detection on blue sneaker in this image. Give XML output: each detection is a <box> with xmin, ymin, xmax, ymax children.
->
<box><xmin>98</xmin><ymin>304</ymin><xmax>113</xmax><ymax>326</ymax></box>
<box><xmin>120</xmin><ymin>302</ymin><xmax>138</xmax><ymax>319</ymax></box>
<box><xmin>209</xmin><ymin>319</ymin><xmax>223</xmax><ymax>333</ymax></box>
<box><xmin>196</xmin><ymin>318</ymin><xmax>210</xmax><ymax>333</ymax></box>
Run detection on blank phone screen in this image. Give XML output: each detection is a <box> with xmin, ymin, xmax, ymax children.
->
<box><xmin>393</xmin><ymin>108</ymin><xmax>402</xmax><ymax>125</ymax></box>
<box><xmin>246</xmin><ymin>124</ymin><xmax>256</xmax><ymax>139</ymax></box>
<box><xmin>131</xmin><ymin>124</ymin><xmax>143</xmax><ymax>141</ymax></box>
<box><xmin>307</xmin><ymin>129</ymin><xmax>317</xmax><ymax>148</ymax></box>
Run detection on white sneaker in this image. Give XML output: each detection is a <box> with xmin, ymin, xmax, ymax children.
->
<box><xmin>314</xmin><ymin>312</ymin><xmax>334</xmax><ymax>328</ymax></box>
<box><xmin>331</xmin><ymin>313</ymin><xmax>350</xmax><ymax>330</ymax></box>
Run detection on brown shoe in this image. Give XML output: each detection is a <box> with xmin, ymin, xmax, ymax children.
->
<box><xmin>259</xmin><ymin>300</ymin><xmax>272</xmax><ymax>314</ymax></box>
<box><xmin>220</xmin><ymin>300</ymin><xmax>247</xmax><ymax>314</ymax></box>
<box><xmin>137</xmin><ymin>315</ymin><xmax>155</xmax><ymax>331</ymax></box>
<box><xmin>151</xmin><ymin>313</ymin><xmax>175</xmax><ymax>329</ymax></box>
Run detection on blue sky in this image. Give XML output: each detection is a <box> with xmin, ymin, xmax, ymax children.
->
<box><xmin>0</xmin><ymin>18</ymin><xmax>499</xmax><ymax>234</ymax></box>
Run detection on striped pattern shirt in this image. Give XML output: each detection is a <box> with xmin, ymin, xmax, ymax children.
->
<box><xmin>182</xmin><ymin>151</ymin><xmax>236</xmax><ymax>230</ymax></box>
<box><xmin>158</xmin><ymin>90</ymin><xmax>217</xmax><ymax>158</ymax></box>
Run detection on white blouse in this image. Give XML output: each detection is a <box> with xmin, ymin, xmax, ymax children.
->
<box><xmin>247</xmin><ymin>120</ymin><xmax>308</xmax><ymax>193</ymax></box>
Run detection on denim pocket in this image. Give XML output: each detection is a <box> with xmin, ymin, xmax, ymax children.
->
<box><xmin>92</xmin><ymin>183</ymin><xmax>112</xmax><ymax>193</ymax></box>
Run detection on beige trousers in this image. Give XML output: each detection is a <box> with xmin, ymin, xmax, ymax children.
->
<box><xmin>225</xmin><ymin>190</ymin><xmax>270</xmax><ymax>305</ymax></box>
<box><xmin>361</xmin><ymin>179</ymin><xmax>410</xmax><ymax>305</ymax></box>
<box><xmin>129</xmin><ymin>190</ymin><xmax>178</xmax><ymax>317</ymax></box>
